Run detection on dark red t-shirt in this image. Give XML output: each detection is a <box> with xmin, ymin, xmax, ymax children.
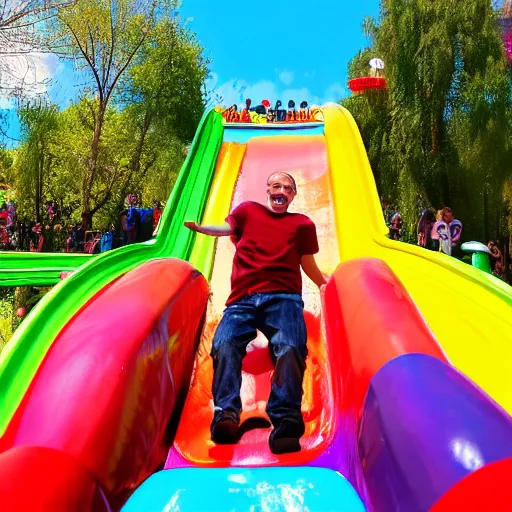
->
<box><xmin>225</xmin><ymin>201</ymin><xmax>319</xmax><ymax>305</ymax></box>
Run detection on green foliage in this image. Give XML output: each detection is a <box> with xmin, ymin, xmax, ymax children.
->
<box><xmin>343</xmin><ymin>0</ymin><xmax>512</xmax><ymax>243</ymax></box>
<box><xmin>8</xmin><ymin>1</ymin><xmax>207</xmax><ymax>237</ymax></box>
<box><xmin>0</xmin><ymin>149</ymin><xmax>14</xmax><ymax>183</ymax></box>
<box><xmin>15</xmin><ymin>103</ymin><xmax>60</xmax><ymax>222</ymax></box>
<box><xmin>121</xmin><ymin>17</ymin><xmax>209</xmax><ymax>142</ymax></box>
<box><xmin>12</xmin><ymin>96</ymin><xmax>188</xmax><ymax>231</ymax></box>
<box><xmin>0</xmin><ymin>288</ymin><xmax>14</xmax><ymax>349</ymax></box>
<box><xmin>0</xmin><ymin>287</ymin><xmax>53</xmax><ymax>351</ymax></box>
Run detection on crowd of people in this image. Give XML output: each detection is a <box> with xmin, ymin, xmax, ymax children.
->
<box><xmin>385</xmin><ymin>202</ymin><xmax>510</xmax><ymax>281</ymax></box>
<box><xmin>382</xmin><ymin>201</ymin><xmax>464</xmax><ymax>257</ymax></box>
<box><xmin>218</xmin><ymin>99</ymin><xmax>324</xmax><ymax>124</ymax></box>
<box><xmin>0</xmin><ymin>200</ymin><xmax>17</xmax><ymax>249</ymax></box>
<box><xmin>0</xmin><ymin>191</ymin><xmax>466</xmax><ymax>259</ymax></box>
<box><xmin>417</xmin><ymin>207</ymin><xmax>463</xmax><ymax>256</ymax></box>
<box><xmin>0</xmin><ymin>201</ymin><xmax>50</xmax><ymax>252</ymax></box>
<box><xmin>106</xmin><ymin>195</ymin><xmax>163</xmax><ymax>251</ymax></box>
<box><xmin>64</xmin><ymin>195</ymin><xmax>163</xmax><ymax>254</ymax></box>
<box><xmin>0</xmin><ymin>183</ymin><xmax>502</xmax><ymax>279</ymax></box>
<box><xmin>0</xmin><ymin>184</ymin><xmax>17</xmax><ymax>249</ymax></box>
<box><xmin>0</xmin><ymin>194</ymin><xmax>163</xmax><ymax>254</ymax></box>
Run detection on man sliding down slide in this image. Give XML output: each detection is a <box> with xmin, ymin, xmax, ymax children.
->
<box><xmin>185</xmin><ymin>171</ymin><xmax>326</xmax><ymax>455</ymax></box>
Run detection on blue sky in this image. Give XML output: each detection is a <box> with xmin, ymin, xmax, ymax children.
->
<box><xmin>180</xmin><ymin>0</ymin><xmax>380</xmax><ymax>107</ymax></box>
<box><xmin>1</xmin><ymin>0</ymin><xmax>380</xmax><ymax>144</ymax></box>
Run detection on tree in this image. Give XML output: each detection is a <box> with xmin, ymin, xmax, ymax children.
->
<box><xmin>0</xmin><ymin>148</ymin><xmax>14</xmax><ymax>182</ymax></box>
<box><xmin>125</xmin><ymin>16</ymin><xmax>208</xmax><ymax>143</ymax></box>
<box><xmin>53</xmin><ymin>0</ymin><xmax>160</xmax><ymax>228</ymax></box>
<box><xmin>343</xmin><ymin>0</ymin><xmax>512</xmax><ymax>241</ymax></box>
<box><xmin>115</xmin><ymin>16</ymin><xmax>208</xmax><ymax>208</ymax></box>
<box><xmin>15</xmin><ymin>102</ymin><xmax>59</xmax><ymax>222</ymax></box>
<box><xmin>38</xmin><ymin>96</ymin><xmax>187</xmax><ymax>231</ymax></box>
<box><xmin>7</xmin><ymin>2</ymin><xmax>207</xmax><ymax>236</ymax></box>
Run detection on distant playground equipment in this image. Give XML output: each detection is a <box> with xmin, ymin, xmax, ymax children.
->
<box><xmin>216</xmin><ymin>98</ymin><xmax>324</xmax><ymax>124</ymax></box>
<box><xmin>348</xmin><ymin>57</ymin><xmax>387</xmax><ymax>94</ymax></box>
<box><xmin>461</xmin><ymin>241</ymin><xmax>492</xmax><ymax>273</ymax></box>
<box><xmin>462</xmin><ymin>240</ymin><xmax>511</xmax><ymax>281</ymax></box>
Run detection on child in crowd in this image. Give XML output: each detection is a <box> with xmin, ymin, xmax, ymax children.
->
<box><xmin>389</xmin><ymin>212</ymin><xmax>403</xmax><ymax>240</ymax></box>
<box><xmin>417</xmin><ymin>208</ymin><xmax>436</xmax><ymax>249</ymax></box>
<box><xmin>444</xmin><ymin>207</ymin><xmax>463</xmax><ymax>257</ymax></box>
<box><xmin>432</xmin><ymin>209</ymin><xmax>451</xmax><ymax>255</ymax></box>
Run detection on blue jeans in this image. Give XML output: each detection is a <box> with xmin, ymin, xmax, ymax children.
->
<box><xmin>211</xmin><ymin>293</ymin><xmax>307</xmax><ymax>428</ymax></box>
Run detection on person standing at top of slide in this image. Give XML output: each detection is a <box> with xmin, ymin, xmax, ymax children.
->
<box><xmin>184</xmin><ymin>171</ymin><xmax>327</xmax><ymax>454</ymax></box>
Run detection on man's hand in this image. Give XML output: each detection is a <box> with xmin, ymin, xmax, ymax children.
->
<box><xmin>301</xmin><ymin>254</ymin><xmax>328</xmax><ymax>288</ymax></box>
<box><xmin>184</xmin><ymin>221</ymin><xmax>199</xmax><ymax>231</ymax></box>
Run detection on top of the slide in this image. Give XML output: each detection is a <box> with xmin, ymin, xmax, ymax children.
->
<box><xmin>170</xmin><ymin>126</ymin><xmax>341</xmax><ymax>468</ymax></box>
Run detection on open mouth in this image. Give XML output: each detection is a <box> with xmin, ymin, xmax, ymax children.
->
<box><xmin>271</xmin><ymin>194</ymin><xmax>287</xmax><ymax>206</ymax></box>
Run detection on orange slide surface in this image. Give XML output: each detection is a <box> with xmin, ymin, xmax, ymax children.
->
<box><xmin>168</xmin><ymin>134</ymin><xmax>340</xmax><ymax>467</ymax></box>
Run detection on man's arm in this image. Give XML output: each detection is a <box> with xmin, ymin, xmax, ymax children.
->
<box><xmin>184</xmin><ymin>221</ymin><xmax>233</xmax><ymax>237</ymax></box>
<box><xmin>301</xmin><ymin>254</ymin><xmax>327</xmax><ymax>288</ymax></box>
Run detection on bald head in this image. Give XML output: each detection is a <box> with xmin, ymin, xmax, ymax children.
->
<box><xmin>267</xmin><ymin>172</ymin><xmax>297</xmax><ymax>192</ymax></box>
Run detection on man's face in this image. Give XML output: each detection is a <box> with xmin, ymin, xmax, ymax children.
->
<box><xmin>444</xmin><ymin>211</ymin><xmax>453</xmax><ymax>223</ymax></box>
<box><xmin>267</xmin><ymin>173</ymin><xmax>296</xmax><ymax>213</ymax></box>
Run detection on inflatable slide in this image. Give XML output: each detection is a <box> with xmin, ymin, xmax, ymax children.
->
<box><xmin>1</xmin><ymin>251</ymin><xmax>93</xmax><ymax>286</ymax></box>
<box><xmin>0</xmin><ymin>104</ymin><xmax>511</xmax><ymax>512</ymax></box>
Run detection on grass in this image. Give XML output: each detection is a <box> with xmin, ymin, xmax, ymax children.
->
<box><xmin>0</xmin><ymin>294</ymin><xmax>14</xmax><ymax>352</ymax></box>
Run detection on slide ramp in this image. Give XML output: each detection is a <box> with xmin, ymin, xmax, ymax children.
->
<box><xmin>1</xmin><ymin>106</ymin><xmax>511</xmax><ymax>511</ymax></box>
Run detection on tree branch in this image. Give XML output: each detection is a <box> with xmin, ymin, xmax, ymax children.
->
<box><xmin>104</xmin><ymin>0</ymin><xmax>158</xmax><ymax>102</ymax></box>
<box><xmin>0</xmin><ymin>13</ymin><xmax>55</xmax><ymax>30</ymax></box>
<box><xmin>105</xmin><ymin>29</ymin><xmax>147</xmax><ymax>103</ymax></box>
<box><xmin>90</xmin><ymin>168</ymin><xmax>117</xmax><ymax>215</ymax></box>
<box><xmin>64</xmin><ymin>20</ymin><xmax>104</xmax><ymax>102</ymax></box>
<box><xmin>103</xmin><ymin>0</ymin><xmax>115</xmax><ymax>90</ymax></box>
<box><xmin>0</xmin><ymin>0</ymin><xmax>76</xmax><ymax>29</ymax></box>
<box><xmin>88</xmin><ymin>26</ymin><xmax>95</xmax><ymax>67</ymax></box>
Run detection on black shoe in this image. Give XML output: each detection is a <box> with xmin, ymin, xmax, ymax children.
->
<box><xmin>211</xmin><ymin>411</ymin><xmax>240</xmax><ymax>444</ymax></box>
<box><xmin>269</xmin><ymin>419</ymin><xmax>305</xmax><ymax>454</ymax></box>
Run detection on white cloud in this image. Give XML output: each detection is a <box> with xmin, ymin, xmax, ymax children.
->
<box><xmin>276</xmin><ymin>69</ymin><xmax>295</xmax><ymax>86</ymax></box>
<box><xmin>210</xmin><ymin>77</ymin><xmax>347</xmax><ymax>109</ymax></box>
<box><xmin>0</xmin><ymin>52</ymin><xmax>60</xmax><ymax>102</ymax></box>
